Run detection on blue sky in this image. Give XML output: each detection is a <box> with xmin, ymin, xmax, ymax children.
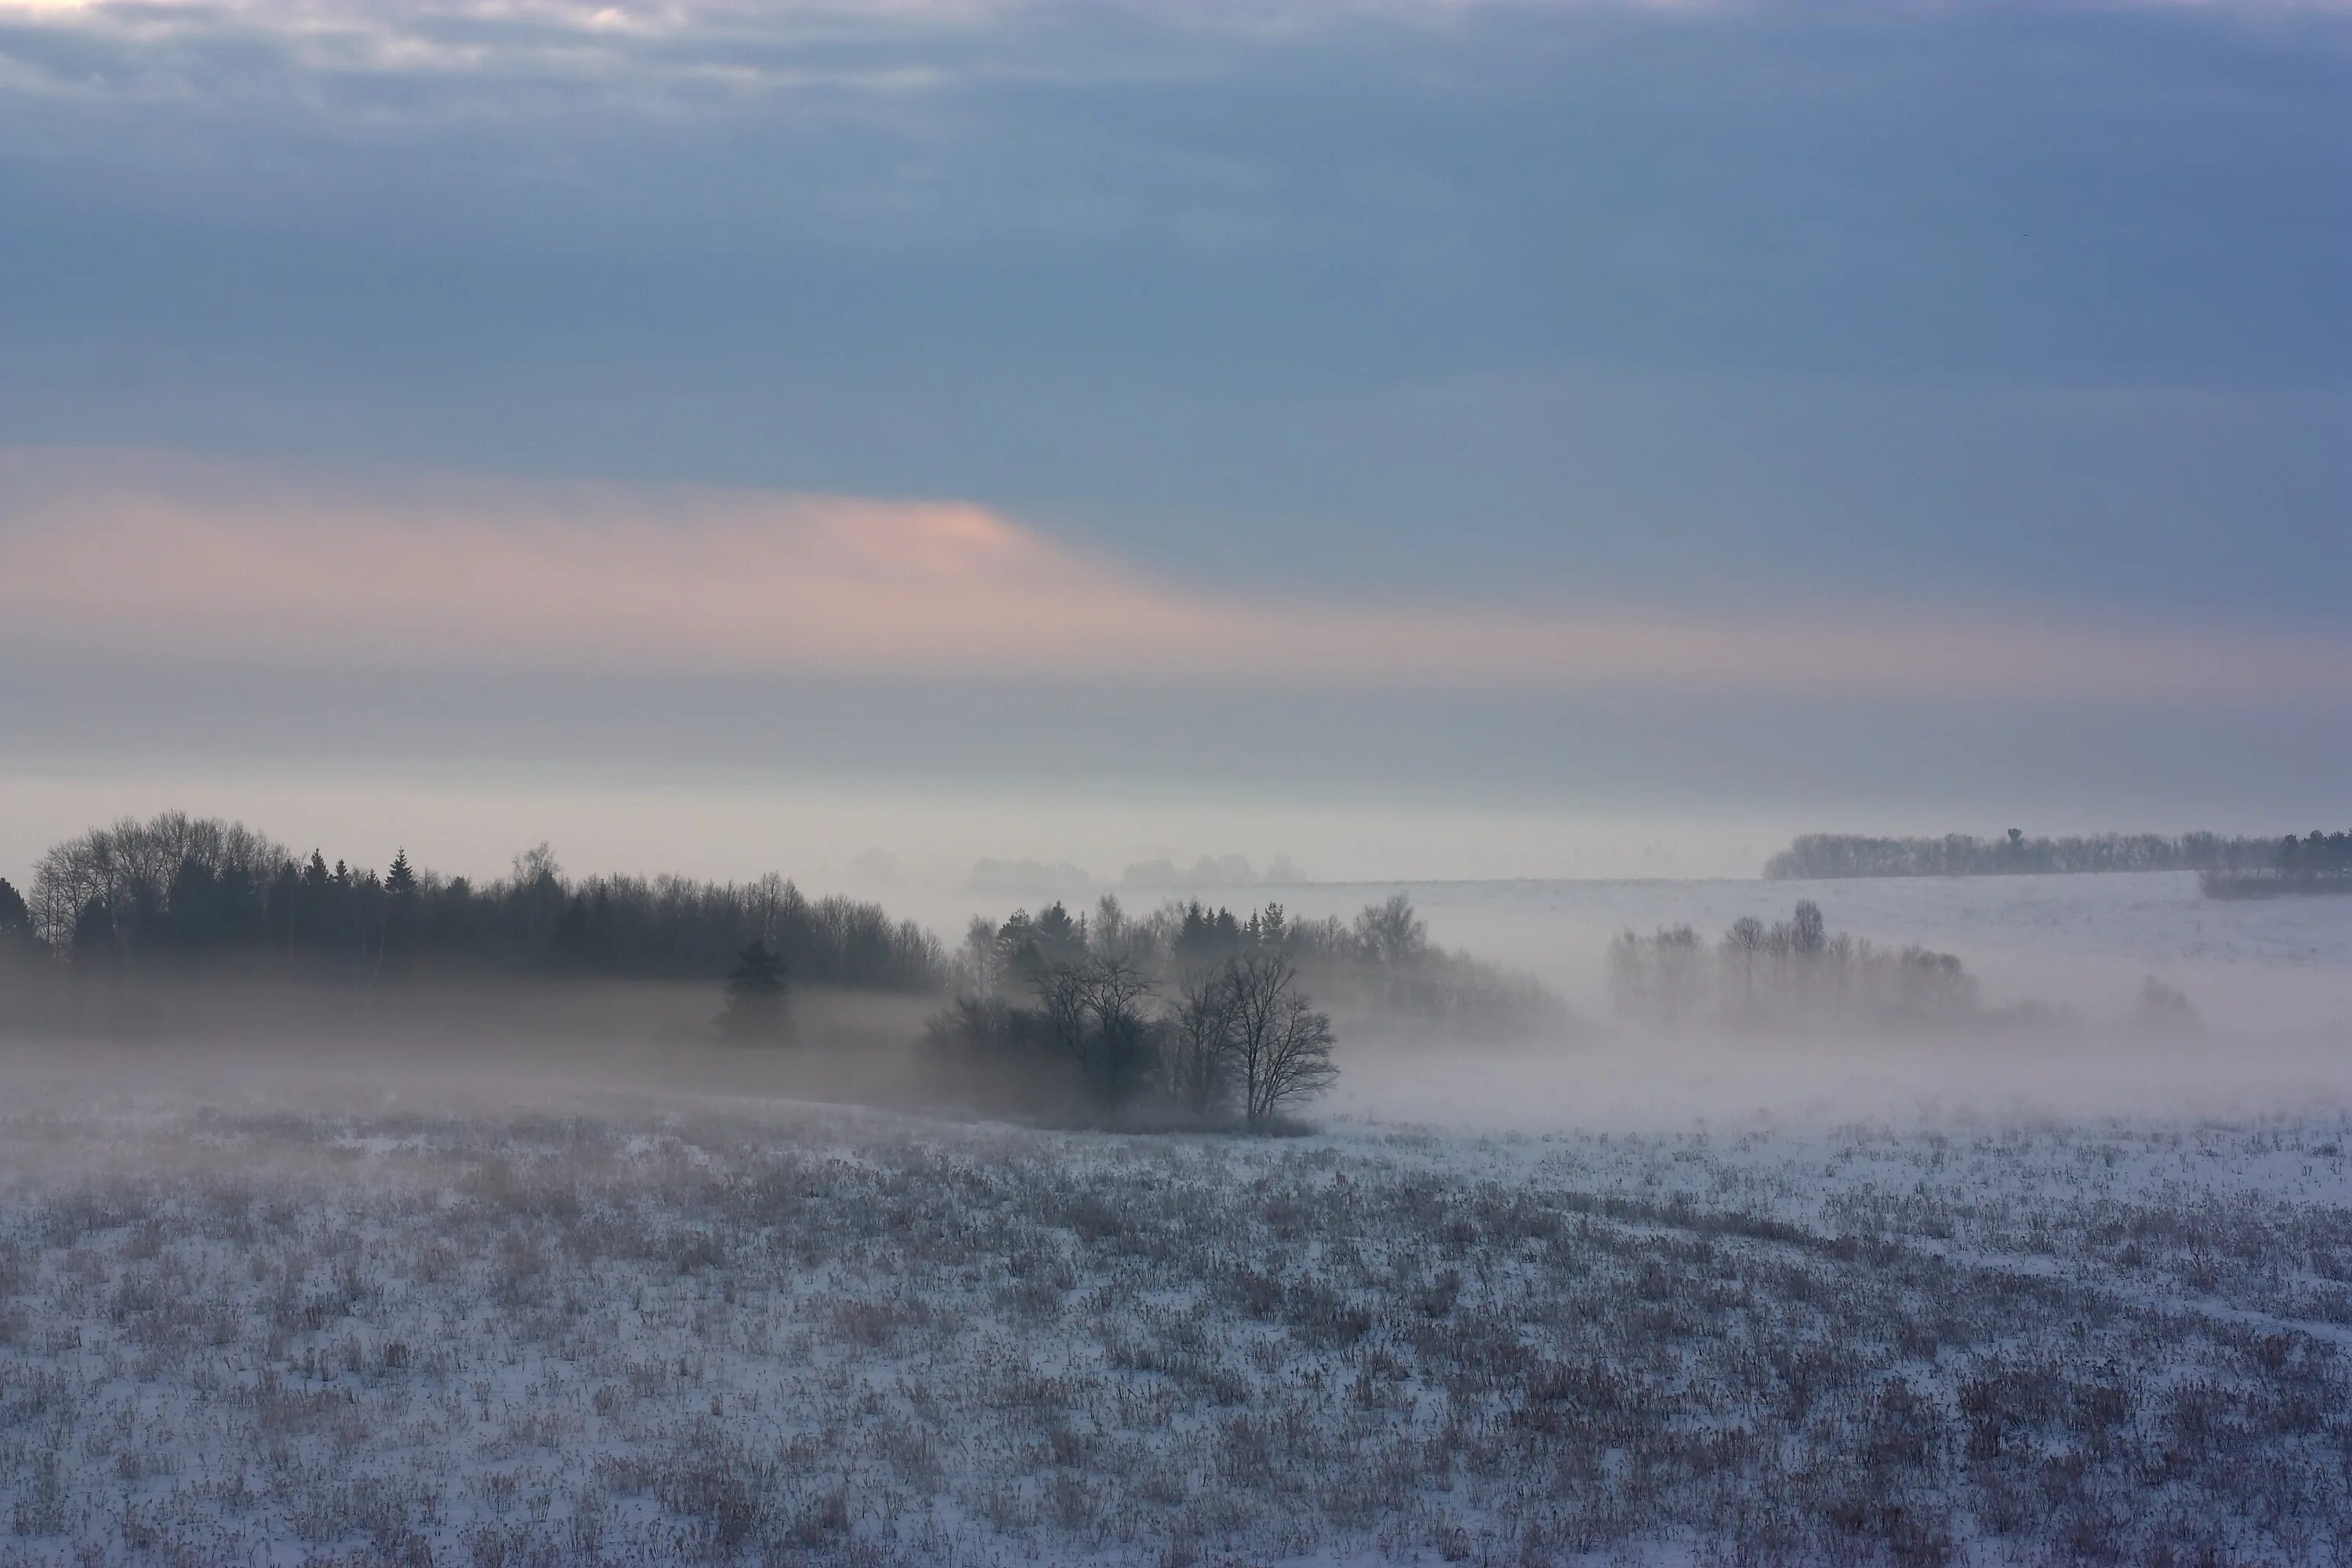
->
<box><xmin>2</xmin><ymin>0</ymin><xmax>2347</xmax><ymax>882</ymax></box>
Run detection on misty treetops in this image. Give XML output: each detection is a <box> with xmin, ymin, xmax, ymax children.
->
<box><xmin>2</xmin><ymin>812</ymin><xmax>1573</xmax><ymax>1139</ymax></box>
<box><xmin>1608</xmin><ymin>899</ymin><xmax>1998</xmax><ymax>1033</ymax></box>
<box><xmin>916</xmin><ymin>890</ymin><xmax>1562</xmax><ymax>1129</ymax></box>
<box><xmin>10</xmin><ymin>811</ymin><xmax>946</xmax><ymax>993</ymax></box>
<box><xmin>924</xmin><ymin>895</ymin><xmax>1361</xmax><ymax>1129</ymax></box>
<box><xmin>3</xmin><ymin>814</ymin><xmax>1555</xmax><ymax>1042</ymax></box>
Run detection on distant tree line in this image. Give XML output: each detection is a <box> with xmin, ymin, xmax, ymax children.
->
<box><xmin>2200</xmin><ymin>830</ymin><xmax>2352</xmax><ymax>899</ymax></box>
<box><xmin>1765</xmin><ymin>829</ymin><xmax>2281</xmax><ymax>881</ymax></box>
<box><xmin>2273</xmin><ymin>830</ymin><xmax>2352</xmax><ymax>877</ymax></box>
<box><xmin>924</xmin><ymin>891</ymin><xmax>1562</xmax><ymax>1128</ymax></box>
<box><xmin>2</xmin><ymin>811</ymin><xmax>948</xmax><ymax>996</ymax></box>
<box><xmin>1607</xmin><ymin>901</ymin><xmax>1996</xmax><ymax>1033</ymax></box>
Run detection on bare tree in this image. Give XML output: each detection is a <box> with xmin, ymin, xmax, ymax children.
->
<box><xmin>1651</xmin><ymin>925</ymin><xmax>1709</xmax><ymax>1025</ymax></box>
<box><xmin>1225</xmin><ymin>953</ymin><xmax>1338</xmax><ymax>1129</ymax></box>
<box><xmin>1258</xmin><ymin>996</ymin><xmax>1336</xmax><ymax>1128</ymax></box>
<box><xmin>1167</xmin><ymin>966</ymin><xmax>1237</xmax><ymax>1119</ymax></box>
<box><xmin>1033</xmin><ymin>961</ymin><xmax>1091</xmax><ymax>1059</ymax></box>
<box><xmin>955</xmin><ymin>915</ymin><xmax>1004</xmax><ymax>997</ymax></box>
<box><xmin>1607</xmin><ymin>925</ymin><xmax>1708</xmax><ymax>1026</ymax></box>
<box><xmin>1606</xmin><ymin>931</ymin><xmax>1650</xmax><ymax>1017</ymax></box>
<box><xmin>1033</xmin><ymin>955</ymin><xmax>1160</xmax><ymax>1111</ymax></box>
<box><xmin>1091</xmin><ymin>894</ymin><xmax>1138</xmax><ymax>962</ymax></box>
<box><xmin>510</xmin><ymin>842</ymin><xmax>562</xmax><ymax>892</ymax></box>
<box><xmin>31</xmin><ymin>838</ymin><xmax>103</xmax><ymax>952</ymax></box>
<box><xmin>1352</xmin><ymin>893</ymin><xmax>1427</xmax><ymax>969</ymax></box>
<box><xmin>746</xmin><ymin>872</ymin><xmax>790</xmax><ymax>946</ymax></box>
<box><xmin>1720</xmin><ymin>915</ymin><xmax>1766</xmax><ymax>1024</ymax></box>
<box><xmin>1087</xmin><ymin>956</ymin><xmax>1159</xmax><ymax>1107</ymax></box>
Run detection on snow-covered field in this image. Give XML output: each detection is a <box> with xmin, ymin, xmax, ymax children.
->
<box><xmin>5</xmin><ymin>1054</ymin><xmax>2352</xmax><ymax>1566</ymax></box>
<box><xmin>4</xmin><ymin>871</ymin><xmax>2351</xmax><ymax>1565</ymax></box>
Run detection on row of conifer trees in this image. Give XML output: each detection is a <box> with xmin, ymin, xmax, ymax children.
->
<box><xmin>0</xmin><ymin>812</ymin><xmax>946</xmax><ymax>993</ymax></box>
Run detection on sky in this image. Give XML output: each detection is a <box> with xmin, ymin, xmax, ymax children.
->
<box><xmin>2</xmin><ymin>0</ymin><xmax>2347</xmax><ymax>891</ymax></box>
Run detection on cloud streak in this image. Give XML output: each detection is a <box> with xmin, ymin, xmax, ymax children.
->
<box><xmin>3</xmin><ymin>448</ymin><xmax>2344</xmax><ymax>707</ymax></box>
<box><xmin>2</xmin><ymin>0</ymin><xmax>2339</xmax><ymax>111</ymax></box>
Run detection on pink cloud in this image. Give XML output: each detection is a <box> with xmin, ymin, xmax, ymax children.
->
<box><xmin>2</xmin><ymin>447</ymin><xmax>2343</xmax><ymax>706</ymax></box>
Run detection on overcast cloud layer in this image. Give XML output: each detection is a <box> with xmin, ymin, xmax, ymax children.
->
<box><xmin>2</xmin><ymin>0</ymin><xmax>2347</xmax><ymax>878</ymax></box>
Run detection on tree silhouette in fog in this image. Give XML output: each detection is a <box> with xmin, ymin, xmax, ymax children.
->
<box><xmin>1035</xmin><ymin>955</ymin><xmax>1160</xmax><ymax>1111</ymax></box>
<box><xmin>924</xmin><ymin>889</ymin><xmax>1559</xmax><ymax>1130</ymax></box>
<box><xmin>2201</xmin><ymin>830</ymin><xmax>2352</xmax><ymax>898</ymax></box>
<box><xmin>1221</xmin><ymin>953</ymin><xmax>1337</xmax><ymax>1129</ymax></box>
<box><xmin>718</xmin><ymin>941</ymin><xmax>792</xmax><ymax>1042</ymax></box>
<box><xmin>13</xmin><ymin>811</ymin><xmax>948</xmax><ymax>994</ymax></box>
<box><xmin>0</xmin><ymin>878</ymin><xmax>32</xmax><ymax>954</ymax></box>
<box><xmin>1610</xmin><ymin>900</ymin><xmax>1987</xmax><ymax>1033</ymax></box>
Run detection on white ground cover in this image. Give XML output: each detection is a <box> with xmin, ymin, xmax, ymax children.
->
<box><xmin>6</xmin><ymin>1054</ymin><xmax>2352</xmax><ymax>1566</ymax></box>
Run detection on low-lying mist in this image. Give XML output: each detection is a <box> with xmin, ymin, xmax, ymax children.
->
<box><xmin>5</xmin><ymin>806</ymin><xmax>2347</xmax><ymax>1142</ymax></box>
<box><xmin>3</xmin><ymin>972</ymin><xmax>2342</xmax><ymax>1151</ymax></box>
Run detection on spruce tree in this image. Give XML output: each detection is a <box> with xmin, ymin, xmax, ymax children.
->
<box><xmin>0</xmin><ymin>877</ymin><xmax>33</xmax><ymax>954</ymax></box>
<box><xmin>720</xmin><ymin>940</ymin><xmax>791</xmax><ymax>1041</ymax></box>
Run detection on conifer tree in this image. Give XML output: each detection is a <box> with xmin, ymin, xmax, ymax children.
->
<box><xmin>719</xmin><ymin>940</ymin><xmax>791</xmax><ymax>1041</ymax></box>
<box><xmin>0</xmin><ymin>877</ymin><xmax>34</xmax><ymax>954</ymax></box>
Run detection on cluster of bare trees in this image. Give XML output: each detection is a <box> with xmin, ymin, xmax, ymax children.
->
<box><xmin>953</xmin><ymin>891</ymin><xmax>1558</xmax><ymax>1037</ymax></box>
<box><xmin>920</xmin><ymin>887</ymin><xmax>1567</xmax><ymax>1129</ymax></box>
<box><xmin>1167</xmin><ymin>955</ymin><xmax>1339</xmax><ymax>1127</ymax></box>
<box><xmin>1608</xmin><ymin>901</ymin><xmax>1984</xmax><ymax>1033</ymax></box>
<box><xmin>927</xmin><ymin>943</ymin><xmax>1339</xmax><ymax>1131</ymax></box>
<box><xmin>1035</xmin><ymin>956</ymin><xmax>1164</xmax><ymax>1110</ymax></box>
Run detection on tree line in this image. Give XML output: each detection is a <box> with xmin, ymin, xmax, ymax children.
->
<box><xmin>2</xmin><ymin>815</ymin><xmax>1566</xmax><ymax>1130</ymax></box>
<box><xmin>1607</xmin><ymin>901</ymin><xmax>1991</xmax><ymax>1033</ymax></box>
<box><xmin>1764</xmin><ymin>829</ymin><xmax>2281</xmax><ymax>880</ymax></box>
<box><xmin>2273</xmin><ymin>831</ymin><xmax>2352</xmax><ymax>877</ymax></box>
<box><xmin>1</xmin><ymin>811</ymin><xmax>947</xmax><ymax>994</ymax></box>
<box><xmin>2200</xmin><ymin>830</ymin><xmax>2352</xmax><ymax>899</ymax></box>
